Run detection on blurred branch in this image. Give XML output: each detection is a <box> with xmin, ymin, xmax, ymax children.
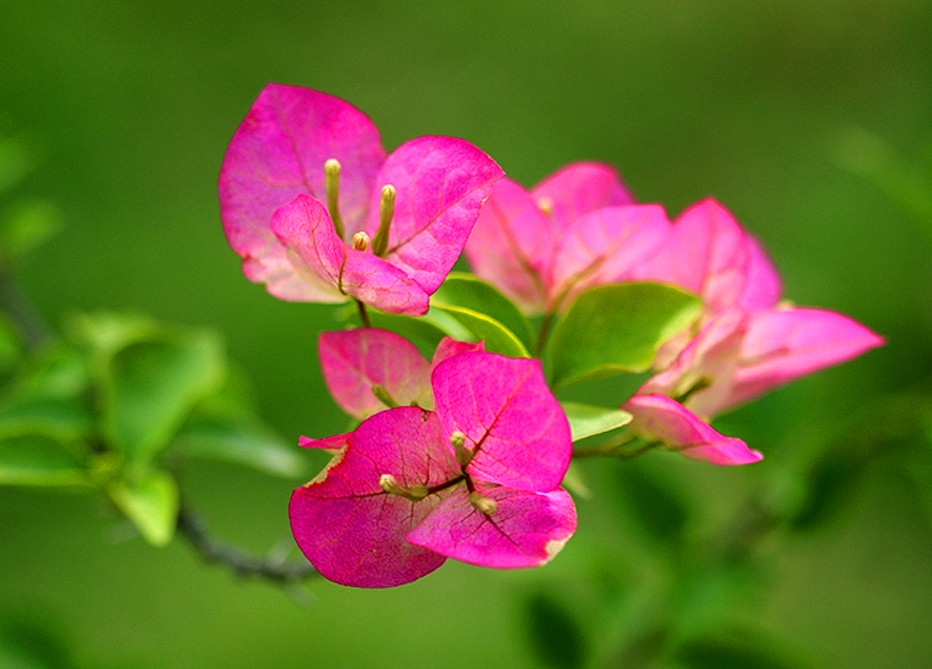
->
<box><xmin>176</xmin><ymin>506</ymin><xmax>318</xmax><ymax>584</ymax></box>
<box><xmin>0</xmin><ymin>268</ymin><xmax>50</xmax><ymax>349</ymax></box>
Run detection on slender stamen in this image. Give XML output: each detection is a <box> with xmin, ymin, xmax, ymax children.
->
<box><xmin>537</xmin><ymin>196</ymin><xmax>554</xmax><ymax>217</ymax></box>
<box><xmin>324</xmin><ymin>158</ymin><xmax>345</xmax><ymax>239</ymax></box>
<box><xmin>371</xmin><ymin>184</ymin><xmax>396</xmax><ymax>257</ymax></box>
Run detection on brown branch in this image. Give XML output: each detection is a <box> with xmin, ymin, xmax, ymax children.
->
<box><xmin>176</xmin><ymin>507</ymin><xmax>318</xmax><ymax>584</ymax></box>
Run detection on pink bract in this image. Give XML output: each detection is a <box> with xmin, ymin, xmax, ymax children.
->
<box><xmin>290</xmin><ymin>350</ymin><xmax>576</xmax><ymax>588</ymax></box>
<box><xmin>631</xmin><ymin>198</ymin><xmax>782</xmax><ymax>317</ymax></box>
<box><xmin>623</xmin><ymin>394</ymin><xmax>762</xmax><ymax>466</ymax></box>
<box><xmin>220</xmin><ymin>83</ymin><xmax>503</xmax><ymax>315</ymax></box>
<box><xmin>464</xmin><ymin>163</ymin><xmax>668</xmax><ymax>315</ymax></box>
<box><xmin>318</xmin><ymin>328</ymin><xmax>484</xmax><ymax>419</ymax></box>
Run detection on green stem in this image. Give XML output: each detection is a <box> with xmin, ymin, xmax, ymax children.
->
<box><xmin>573</xmin><ymin>435</ymin><xmax>660</xmax><ymax>460</ymax></box>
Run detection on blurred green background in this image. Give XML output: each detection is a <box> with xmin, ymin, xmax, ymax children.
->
<box><xmin>1</xmin><ymin>1</ymin><xmax>930</xmax><ymax>667</ymax></box>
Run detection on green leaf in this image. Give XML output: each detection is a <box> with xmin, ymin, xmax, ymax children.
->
<box><xmin>366</xmin><ymin>311</ymin><xmax>449</xmax><ymax>359</ymax></box>
<box><xmin>0</xmin><ymin>395</ymin><xmax>92</xmax><ymax>442</ymax></box>
<box><xmin>107</xmin><ymin>468</ymin><xmax>179</xmax><ymax>546</ymax></box>
<box><xmin>429</xmin><ymin>303</ymin><xmax>530</xmax><ymax>357</ymax></box>
<box><xmin>524</xmin><ymin>593</ymin><xmax>586</xmax><ymax>669</ymax></box>
<box><xmin>562</xmin><ymin>401</ymin><xmax>632</xmax><ymax>442</ymax></box>
<box><xmin>10</xmin><ymin>343</ymin><xmax>89</xmax><ymax>399</ymax></box>
<box><xmin>549</xmin><ymin>282</ymin><xmax>702</xmax><ymax>388</ymax></box>
<box><xmin>102</xmin><ymin>329</ymin><xmax>226</xmax><ymax>464</ymax></box>
<box><xmin>0</xmin><ymin>137</ymin><xmax>36</xmax><ymax>194</ymax></box>
<box><xmin>0</xmin><ymin>434</ymin><xmax>89</xmax><ymax>487</ymax></box>
<box><xmin>0</xmin><ymin>199</ymin><xmax>62</xmax><ymax>266</ymax></box>
<box><xmin>65</xmin><ymin>311</ymin><xmax>158</xmax><ymax>358</ymax></box>
<box><xmin>432</xmin><ymin>273</ymin><xmax>534</xmax><ymax>349</ymax></box>
<box><xmin>167</xmin><ymin>415</ymin><xmax>308</xmax><ymax>479</ymax></box>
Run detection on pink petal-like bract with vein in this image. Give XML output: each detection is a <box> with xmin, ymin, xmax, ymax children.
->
<box><xmin>407</xmin><ymin>485</ymin><xmax>577</xmax><ymax>568</ymax></box>
<box><xmin>289</xmin><ymin>407</ymin><xmax>461</xmax><ymax>588</ymax></box>
<box><xmin>271</xmin><ymin>195</ymin><xmax>430</xmax><ymax>314</ymax></box>
<box><xmin>431</xmin><ymin>338</ymin><xmax>485</xmax><ymax>367</ymax></box>
<box><xmin>631</xmin><ymin>199</ymin><xmax>782</xmax><ymax>316</ymax></box>
<box><xmin>431</xmin><ymin>352</ymin><xmax>572</xmax><ymax>491</ymax></box>
<box><xmin>549</xmin><ymin>204</ymin><xmax>670</xmax><ymax>312</ymax></box>
<box><xmin>220</xmin><ymin>84</ymin><xmax>384</xmax><ymax>289</ymax></box>
<box><xmin>623</xmin><ymin>394</ymin><xmax>762</xmax><ymax>466</ymax></box>
<box><xmin>368</xmin><ymin>136</ymin><xmax>504</xmax><ymax>294</ymax></box>
<box><xmin>464</xmin><ymin>178</ymin><xmax>553</xmax><ymax>313</ymax></box>
<box><xmin>726</xmin><ymin>306</ymin><xmax>886</xmax><ymax>409</ymax></box>
<box><xmin>531</xmin><ymin>162</ymin><xmax>635</xmax><ymax>230</ymax></box>
<box><xmin>465</xmin><ymin>163</ymin><xmax>636</xmax><ymax>316</ymax></box>
<box><xmin>319</xmin><ymin>328</ymin><xmax>434</xmax><ymax>419</ymax></box>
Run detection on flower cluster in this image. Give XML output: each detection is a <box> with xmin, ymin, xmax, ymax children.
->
<box><xmin>220</xmin><ymin>83</ymin><xmax>883</xmax><ymax>587</ymax></box>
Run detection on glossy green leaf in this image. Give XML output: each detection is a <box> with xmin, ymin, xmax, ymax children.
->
<box><xmin>432</xmin><ymin>272</ymin><xmax>534</xmax><ymax>349</ymax></box>
<box><xmin>562</xmin><ymin>401</ymin><xmax>632</xmax><ymax>442</ymax></box>
<box><xmin>549</xmin><ymin>282</ymin><xmax>702</xmax><ymax>388</ymax></box>
<box><xmin>366</xmin><ymin>311</ymin><xmax>449</xmax><ymax>359</ymax></box>
<box><xmin>108</xmin><ymin>468</ymin><xmax>179</xmax><ymax>546</ymax></box>
<box><xmin>102</xmin><ymin>329</ymin><xmax>225</xmax><ymax>464</ymax></box>
<box><xmin>430</xmin><ymin>303</ymin><xmax>530</xmax><ymax>357</ymax></box>
<box><xmin>167</xmin><ymin>415</ymin><xmax>308</xmax><ymax>479</ymax></box>
<box><xmin>0</xmin><ymin>434</ymin><xmax>89</xmax><ymax>487</ymax></box>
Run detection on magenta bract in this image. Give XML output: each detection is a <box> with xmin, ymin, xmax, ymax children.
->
<box><xmin>318</xmin><ymin>328</ymin><xmax>484</xmax><ymax>419</ymax></box>
<box><xmin>290</xmin><ymin>350</ymin><xmax>576</xmax><ymax>587</ymax></box>
<box><xmin>220</xmin><ymin>84</ymin><xmax>503</xmax><ymax>315</ymax></box>
<box><xmin>464</xmin><ymin>163</ymin><xmax>668</xmax><ymax>315</ymax></box>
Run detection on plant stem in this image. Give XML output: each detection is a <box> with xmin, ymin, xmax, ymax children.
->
<box><xmin>355</xmin><ymin>299</ymin><xmax>372</xmax><ymax>328</ymax></box>
<box><xmin>176</xmin><ymin>507</ymin><xmax>318</xmax><ymax>584</ymax></box>
<box><xmin>572</xmin><ymin>436</ymin><xmax>659</xmax><ymax>460</ymax></box>
<box><xmin>0</xmin><ymin>268</ymin><xmax>50</xmax><ymax>350</ymax></box>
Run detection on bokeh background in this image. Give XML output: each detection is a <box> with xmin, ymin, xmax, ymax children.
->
<box><xmin>1</xmin><ymin>1</ymin><xmax>930</xmax><ymax>667</ymax></box>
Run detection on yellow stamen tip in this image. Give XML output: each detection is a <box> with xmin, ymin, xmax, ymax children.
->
<box><xmin>352</xmin><ymin>231</ymin><xmax>371</xmax><ymax>251</ymax></box>
<box><xmin>469</xmin><ymin>492</ymin><xmax>497</xmax><ymax>515</ymax></box>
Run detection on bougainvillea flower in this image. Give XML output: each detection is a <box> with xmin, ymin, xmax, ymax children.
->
<box><xmin>318</xmin><ymin>327</ymin><xmax>483</xmax><ymax>419</ymax></box>
<box><xmin>219</xmin><ymin>83</ymin><xmax>503</xmax><ymax>315</ymax></box>
<box><xmin>464</xmin><ymin>163</ymin><xmax>669</xmax><ymax>315</ymax></box>
<box><xmin>289</xmin><ymin>351</ymin><xmax>576</xmax><ymax>587</ymax></box>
